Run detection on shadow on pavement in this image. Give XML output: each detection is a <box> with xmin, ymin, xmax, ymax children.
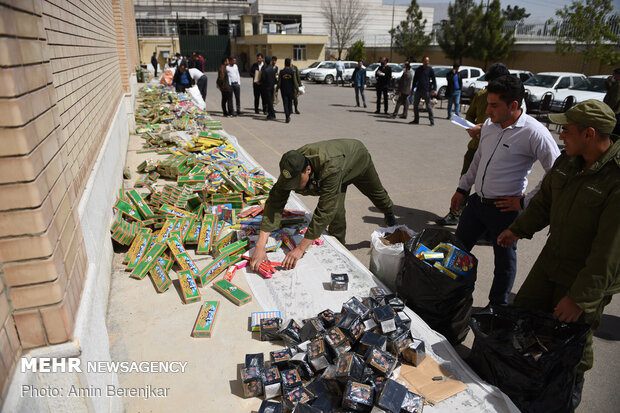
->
<box><xmin>594</xmin><ymin>314</ymin><xmax>620</xmax><ymax>341</ymax></box>
<box><xmin>345</xmin><ymin>240</ymin><xmax>371</xmax><ymax>251</ymax></box>
<box><xmin>365</xmin><ymin>205</ymin><xmax>450</xmax><ymax>234</ymax></box>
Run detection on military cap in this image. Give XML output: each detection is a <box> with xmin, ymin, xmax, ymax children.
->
<box><xmin>278</xmin><ymin>150</ymin><xmax>306</xmax><ymax>190</ymax></box>
<box><xmin>548</xmin><ymin>99</ymin><xmax>616</xmax><ymax>134</ymax></box>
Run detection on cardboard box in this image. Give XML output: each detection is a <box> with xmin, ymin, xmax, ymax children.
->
<box><xmin>148</xmin><ymin>262</ymin><xmax>172</xmax><ymax>293</ymax></box>
<box><xmin>213</xmin><ymin>279</ymin><xmax>252</xmax><ymax>306</ymax></box>
<box><xmin>178</xmin><ymin>269</ymin><xmax>201</xmax><ymax>304</ymax></box>
<box><xmin>130</xmin><ymin>242</ymin><xmax>167</xmax><ymax>280</ymax></box>
<box><xmin>251</xmin><ymin>311</ymin><xmax>282</xmax><ymax>332</ymax></box>
<box><xmin>191</xmin><ymin>301</ymin><xmax>219</xmax><ymax>337</ymax></box>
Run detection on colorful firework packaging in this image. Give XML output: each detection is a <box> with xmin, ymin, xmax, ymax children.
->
<box><xmin>191</xmin><ymin>301</ymin><xmax>219</xmax><ymax>337</ymax></box>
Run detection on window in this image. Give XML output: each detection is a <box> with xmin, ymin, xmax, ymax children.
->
<box><xmin>556</xmin><ymin>77</ymin><xmax>570</xmax><ymax>89</ymax></box>
<box><xmin>459</xmin><ymin>69</ymin><xmax>468</xmax><ymax>78</ymax></box>
<box><xmin>293</xmin><ymin>45</ymin><xmax>306</xmax><ymax>61</ymax></box>
<box><xmin>471</xmin><ymin>69</ymin><xmax>481</xmax><ymax>77</ymax></box>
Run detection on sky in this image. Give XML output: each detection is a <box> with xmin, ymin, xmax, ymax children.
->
<box><xmin>385</xmin><ymin>0</ymin><xmax>620</xmax><ymax>23</ymax></box>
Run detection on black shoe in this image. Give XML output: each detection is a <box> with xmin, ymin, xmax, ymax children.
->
<box><xmin>399</xmin><ymin>115</ymin><xmax>407</xmax><ymax>119</ymax></box>
<box><xmin>447</xmin><ymin>115</ymin><xmax>451</xmax><ymax>119</ymax></box>
<box><xmin>409</xmin><ymin>120</ymin><xmax>419</xmax><ymax>124</ymax></box>
<box><xmin>286</xmin><ymin>117</ymin><xmax>291</xmax><ymax>123</ymax></box>
<box><xmin>430</xmin><ymin>122</ymin><xmax>435</xmax><ymax>126</ymax></box>
<box><xmin>364</xmin><ymin>104</ymin><xmax>367</xmax><ymax>108</ymax></box>
<box><xmin>255</xmin><ymin>109</ymin><xmax>259</xmax><ymax>114</ymax></box>
<box><xmin>295</xmin><ymin>109</ymin><xmax>300</xmax><ymax>114</ymax></box>
<box><xmin>374</xmin><ymin>110</ymin><xmax>380</xmax><ymax>114</ymax></box>
<box><xmin>435</xmin><ymin>212</ymin><xmax>459</xmax><ymax>226</ymax></box>
<box><xmin>384</xmin><ymin>111</ymin><xmax>389</xmax><ymax>115</ymax></box>
<box><xmin>384</xmin><ymin>212</ymin><xmax>398</xmax><ymax>227</ymax></box>
<box><xmin>390</xmin><ymin>114</ymin><xmax>396</xmax><ymax>118</ymax></box>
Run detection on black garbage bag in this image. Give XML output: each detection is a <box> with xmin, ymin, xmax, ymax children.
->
<box><xmin>469</xmin><ymin>306</ymin><xmax>590</xmax><ymax>413</ymax></box>
<box><xmin>396</xmin><ymin>228</ymin><xmax>477</xmax><ymax>345</ymax></box>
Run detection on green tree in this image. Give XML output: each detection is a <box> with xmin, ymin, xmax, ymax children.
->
<box><xmin>502</xmin><ymin>5</ymin><xmax>530</xmax><ymax>21</ymax></box>
<box><xmin>347</xmin><ymin>40</ymin><xmax>366</xmax><ymax>62</ymax></box>
<box><xmin>551</xmin><ymin>0</ymin><xmax>619</xmax><ymax>72</ymax></box>
<box><xmin>389</xmin><ymin>0</ymin><xmax>432</xmax><ymax>62</ymax></box>
<box><xmin>471</xmin><ymin>0</ymin><xmax>515</xmax><ymax>70</ymax></box>
<box><xmin>437</xmin><ymin>0</ymin><xmax>483</xmax><ymax>65</ymax></box>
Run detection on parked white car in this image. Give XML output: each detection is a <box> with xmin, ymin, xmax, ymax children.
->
<box><xmin>463</xmin><ymin>69</ymin><xmax>534</xmax><ymax>98</ymax></box>
<box><xmin>523</xmin><ymin>72</ymin><xmax>586</xmax><ymax>109</ymax></box>
<box><xmin>306</xmin><ymin>61</ymin><xmax>356</xmax><ymax>84</ymax></box>
<box><xmin>435</xmin><ymin>66</ymin><xmax>484</xmax><ymax>99</ymax></box>
<box><xmin>366</xmin><ymin>63</ymin><xmax>402</xmax><ymax>87</ymax></box>
<box><xmin>549</xmin><ymin>75</ymin><xmax>608</xmax><ymax>112</ymax></box>
<box><xmin>299</xmin><ymin>61</ymin><xmax>323</xmax><ymax>80</ymax></box>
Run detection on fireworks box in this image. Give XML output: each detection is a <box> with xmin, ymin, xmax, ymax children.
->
<box><xmin>130</xmin><ymin>242</ymin><xmax>167</xmax><ymax>280</ymax></box>
<box><xmin>432</xmin><ymin>242</ymin><xmax>476</xmax><ymax>279</ymax></box>
<box><xmin>300</xmin><ymin>318</ymin><xmax>325</xmax><ymax>342</ymax></box>
<box><xmin>211</xmin><ymin>192</ymin><xmax>244</xmax><ymax>209</ymax></box>
<box><xmin>191</xmin><ymin>301</ymin><xmax>219</xmax><ymax>337</ymax></box>
<box><xmin>376</xmin><ymin>379</ymin><xmax>408</xmax><ymax>413</ymax></box>
<box><xmin>335</xmin><ymin>352</ymin><xmax>365</xmax><ymax>384</ymax></box>
<box><xmin>197</xmin><ymin>253</ymin><xmax>231</xmax><ymax>286</ymax></box>
<box><xmin>196</xmin><ymin>214</ymin><xmax>218</xmax><ymax>254</ymax></box>
<box><xmin>258</xmin><ymin>400</ymin><xmax>282</xmax><ymax>413</ymax></box>
<box><xmin>400</xmin><ymin>391</ymin><xmax>424</xmax><ymax>413</ymax></box>
<box><xmin>342</xmin><ymin>297</ymin><xmax>370</xmax><ymax>320</ymax></box>
<box><xmin>292</xmin><ymin>403</ymin><xmax>322</xmax><ymax>413</ymax></box>
<box><xmin>245</xmin><ymin>353</ymin><xmax>265</xmax><ymax>370</ymax></box>
<box><xmin>178</xmin><ymin>270</ymin><xmax>201</xmax><ymax>304</ymax></box>
<box><xmin>166</xmin><ymin>235</ymin><xmax>200</xmax><ymax>279</ymax></box>
<box><xmin>281</xmin><ymin>368</ymin><xmax>303</xmax><ymax>391</ymax></box>
<box><xmin>383</xmin><ymin>295</ymin><xmax>405</xmax><ymax>312</ymax></box>
<box><xmin>213</xmin><ymin>279</ymin><xmax>252</xmax><ymax>306</ymax></box>
<box><xmin>270</xmin><ymin>348</ymin><xmax>293</xmax><ymax>370</ymax></box>
<box><xmin>283</xmin><ymin>387</ymin><xmax>315</xmax><ymax>412</ymax></box>
<box><xmin>127</xmin><ymin>189</ymin><xmax>155</xmax><ymax>219</ymax></box>
<box><xmin>289</xmin><ymin>352</ymin><xmax>314</xmax><ymax>381</ymax></box>
<box><xmin>251</xmin><ymin>311</ymin><xmax>282</xmax><ymax>332</ymax></box>
<box><xmin>148</xmin><ymin>262</ymin><xmax>172</xmax><ymax>293</ymax></box>
<box><xmin>374</xmin><ymin>305</ymin><xmax>397</xmax><ymax>334</ymax></box>
<box><xmin>262</xmin><ymin>366</ymin><xmax>283</xmax><ymax>399</ymax></box>
<box><xmin>325</xmin><ymin>327</ymin><xmax>351</xmax><ymax>355</ymax></box>
<box><xmin>331</xmin><ymin>273</ymin><xmax>349</xmax><ymax>291</ymax></box>
<box><xmin>342</xmin><ymin>381</ymin><xmax>374</xmax><ymax>411</ymax></box>
<box><xmin>114</xmin><ymin>198</ymin><xmax>142</xmax><ymax>221</ymax></box>
<box><xmin>125</xmin><ymin>232</ymin><xmax>153</xmax><ymax>270</ymax></box>
<box><xmin>184</xmin><ymin>219</ymin><xmax>201</xmax><ymax>244</ymax></box>
<box><xmin>279</xmin><ymin>319</ymin><xmax>302</xmax><ymax>345</ymax></box>
<box><xmin>241</xmin><ymin>366</ymin><xmax>264</xmax><ymax>398</ymax></box>
<box><xmin>260</xmin><ymin>318</ymin><xmax>282</xmax><ymax>341</ymax></box>
<box><xmin>308</xmin><ymin>338</ymin><xmax>331</xmax><ymax>372</ymax></box>
<box><xmin>158</xmin><ymin>204</ymin><xmax>195</xmax><ymax>219</ymax></box>
<box><xmin>363</xmin><ymin>318</ymin><xmax>378</xmax><ymax>333</ymax></box>
<box><xmin>337</xmin><ymin>312</ymin><xmax>364</xmax><ymax>344</ymax></box>
<box><xmin>215</xmin><ymin>237</ymin><xmax>249</xmax><ymax>258</ymax></box>
<box><xmin>357</xmin><ymin>331</ymin><xmax>387</xmax><ymax>356</ymax></box>
<box><xmin>387</xmin><ymin>329</ymin><xmax>413</xmax><ymax>357</ymax></box>
<box><xmin>155</xmin><ymin>218</ymin><xmax>181</xmax><ymax>243</ymax></box>
<box><xmin>402</xmin><ymin>338</ymin><xmax>426</xmax><ymax>367</ymax></box>
<box><xmin>370</xmin><ymin>287</ymin><xmax>389</xmax><ymax>301</ymax></box>
<box><xmin>366</xmin><ymin>347</ymin><xmax>401</xmax><ymax>378</ymax></box>
<box><xmin>395</xmin><ymin>311</ymin><xmax>412</xmax><ymax>330</ymax></box>
<box><xmin>110</xmin><ymin>216</ymin><xmax>141</xmax><ymax>246</ymax></box>
<box><xmin>318</xmin><ymin>309</ymin><xmax>337</xmax><ymax>328</ymax></box>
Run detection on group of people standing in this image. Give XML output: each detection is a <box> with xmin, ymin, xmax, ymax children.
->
<box><xmin>215</xmin><ymin>56</ymin><xmax>242</xmax><ymax>117</ymax></box>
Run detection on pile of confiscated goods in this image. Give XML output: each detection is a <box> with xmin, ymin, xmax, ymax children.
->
<box><xmin>111</xmin><ymin>85</ymin><xmax>306</xmax><ymax>332</ymax></box>
<box><xmin>242</xmin><ymin>288</ymin><xmax>427</xmax><ymax>413</ymax></box>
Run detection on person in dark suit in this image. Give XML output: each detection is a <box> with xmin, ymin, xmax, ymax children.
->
<box><xmin>261</xmin><ymin>57</ymin><xmax>277</xmax><ymax>120</ymax></box>
<box><xmin>151</xmin><ymin>52</ymin><xmax>158</xmax><ymax>77</ymax></box>
<box><xmin>351</xmin><ymin>60</ymin><xmax>367</xmax><ymax>108</ymax></box>
<box><xmin>250</xmin><ymin>53</ymin><xmax>265</xmax><ymax>114</ymax></box>
<box><xmin>374</xmin><ymin>57</ymin><xmax>392</xmax><ymax>114</ymax></box>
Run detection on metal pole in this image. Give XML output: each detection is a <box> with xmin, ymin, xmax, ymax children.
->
<box><xmin>390</xmin><ymin>0</ymin><xmax>395</xmax><ymax>61</ymax></box>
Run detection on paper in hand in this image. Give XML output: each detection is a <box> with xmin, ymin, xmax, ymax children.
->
<box><xmin>450</xmin><ymin>115</ymin><xmax>476</xmax><ymax>129</ymax></box>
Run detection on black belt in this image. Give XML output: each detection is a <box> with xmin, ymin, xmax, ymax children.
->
<box><xmin>479</xmin><ymin>197</ymin><xmax>499</xmax><ymax>206</ymax></box>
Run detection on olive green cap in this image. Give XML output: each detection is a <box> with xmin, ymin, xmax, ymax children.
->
<box><xmin>277</xmin><ymin>150</ymin><xmax>306</xmax><ymax>190</ymax></box>
<box><xmin>548</xmin><ymin>99</ymin><xmax>616</xmax><ymax>134</ymax></box>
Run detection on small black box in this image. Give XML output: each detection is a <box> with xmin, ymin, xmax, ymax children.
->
<box><xmin>283</xmin><ymin>386</ymin><xmax>315</xmax><ymax>411</ymax></box>
<box><xmin>325</xmin><ymin>327</ymin><xmax>351</xmax><ymax>354</ymax></box>
<box><xmin>270</xmin><ymin>348</ymin><xmax>293</xmax><ymax>369</ymax></box>
<box><xmin>342</xmin><ymin>381</ymin><xmax>374</xmax><ymax>411</ymax></box>
<box><xmin>320</xmin><ymin>365</ymin><xmax>344</xmax><ymax>396</ymax></box>
<box><xmin>356</xmin><ymin>331</ymin><xmax>388</xmax><ymax>356</ymax></box>
<box><xmin>258</xmin><ymin>400</ymin><xmax>283</xmax><ymax>413</ymax></box>
<box><xmin>400</xmin><ymin>391</ymin><xmax>424</xmax><ymax>413</ymax></box>
<box><xmin>395</xmin><ymin>311</ymin><xmax>412</xmax><ymax>330</ymax></box>
<box><xmin>262</xmin><ymin>365</ymin><xmax>282</xmax><ymax>399</ymax></box>
<box><xmin>245</xmin><ymin>353</ymin><xmax>264</xmax><ymax>369</ymax></box>
<box><xmin>290</xmin><ymin>351</ymin><xmax>315</xmax><ymax>381</ymax></box>
<box><xmin>292</xmin><ymin>403</ymin><xmax>322</xmax><ymax>413</ymax></box>
<box><xmin>335</xmin><ymin>352</ymin><xmax>366</xmax><ymax>383</ymax></box>
<box><xmin>281</xmin><ymin>368</ymin><xmax>303</xmax><ymax>390</ymax></box>
<box><xmin>318</xmin><ymin>309</ymin><xmax>337</xmax><ymax>328</ymax></box>
<box><xmin>402</xmin><ymin>338</ymin><xmax>426</xmax><ymax>366</ymax></box>
<box><xmin>337</xmin><ymin>311</ymin><xmax>364</xmax><ymax>344</ymax></box>
<box><xmin>261</xmin><ymin>317</ymin><xmax>282</xmax><ymax>341</ymax></box>
<box><xmin>388</xmin><ymin>329</ymin><xmax>413</xmax><ymax>357</ymax></box>
<box><xmin>376</xmin><ymin>379</ymin><xmax>408</xmax><ymax>413</ymax></box>
<box><xmin>280</xmin><ymin>319</ymin><xmax>302</xmax><ymax>344</ymax></box>
<box><xmin>374</xmin><ymin>305</ymin><xmax>397</xmax><ymax>334</ymax></box>
<box><xmin>342</xmin><ymin>296</ymin><xmax>371</xmax><ymax>320</ymax></box>
<box><xmin>300</xmin><ymin>318</ymin><xmax>325</xmax><ymax>342</ymax></box>
<box><xmin>240</xmin><ymin>366</ymin><xmax>264</xmax><ymax>398</ymax></box>
<box><xmin>308</xmin><ymin>338</ymin><xmax>332</xmax><ymax>372</ymax></box>
<box><xmin>331</xmin><ymin>273</ymin><xmax>349</xmax><ymax>290</ymax></box>
<box><xmin>370</xmin><ymin>287</ymin><xmax>389</xmax><ymax>301</ymax></box>
<box><xmin>366</xmin><ymin>347</ymin><xmax>401</xmax><ymax>378</ymax></box>
<box><xmin>384</xmin><ymin>294</ymin><xmax>405</xmax><ymax>311</ymax></box>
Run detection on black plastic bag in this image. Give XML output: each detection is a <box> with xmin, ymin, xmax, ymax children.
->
<box><xmin>469</xmin><ymin>306</ymin><xmax>590</xmax><ymax>413</ymax></box>
<box><xmin>396</xmin><ymin>228</ymin><xmax>477</xmax><ymax>345</ymax></box>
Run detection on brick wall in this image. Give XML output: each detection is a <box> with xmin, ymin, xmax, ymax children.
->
<box><xmin>0</xmin><ymin>0</ymin><xmax>137</xmax><ymax>400</ymax></box>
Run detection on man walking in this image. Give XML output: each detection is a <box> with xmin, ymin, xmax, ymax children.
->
<box><xmin>410</xmin><ymin>56</ymin><xmax>437</xmax><ymax>125</ymax></box>
<box><xmin>250</xmin><ymin>53</ymin><xmax>265</xmax><ymax>114</ymax></box>
<box><xmin>391</xmin><ymin>63</ymin><xmax>413</xmax><ymax>119</ymax></box>
<box><xmin>261</xmin><ymin>56</ymin><xmax>277</xmax><ymax>120</ymax></box>
<box><xmin>292</xmin><ymin>63</ymin><xmax>302</xmax><ymax>114</ymax></box>
<box><xmin>446</xmin><ymin>63</ymin><xmax>463</xmax><ymax>118</ymax></box>
<box><xmin>374</xmin><ymin>57</ymin><xmax>392</xmax><ymax>114</ymax></box>
<box><xmin>276</xmin><ymin>58</ymin><xmax>299</xmax><ymax>123</ymax></box>
<box><xmin>352</xmin><ymin>60</ymin><xmax>367</xmax><ymax>108</ymax></box>
<box><xmin>335</xmin><ymin>58</ymin><xmax>345</xmax><ymax>86</ymax></box>
<box><xmin>498</xmin><ymin>100</ymin><xmax>620</xmax><ymax>409</ymax></box>
<box><xmin>449</xmin><ymin>75</ymin><xmax>560</xmax><ymax>307</ymax></box>
<box><xmin>249</xmin><ymin>139</ymin><xmax>398</xmax><ymax>270</ymax></box>
<box><xmin>227</xmin><ymin>56</ymin><xmax>242</xmax><ymax>116</ymax></box>
<box><xmin>151</xmin><ymin>52</ymin><xmax>158</xmax><ymax>77</ymax></box>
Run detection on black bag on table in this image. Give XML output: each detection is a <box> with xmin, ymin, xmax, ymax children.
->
<box><xmin>469</xmin><ymin>306</ymin><xmax>590</xmax><ymax>413</ymax></box>
<box><xmin>396</xmin><ymin>228</ymin><xmax>477</xmax><ymax>345</ymax></box>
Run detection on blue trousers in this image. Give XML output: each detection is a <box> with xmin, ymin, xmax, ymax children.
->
<box><xmin>448</xmin><ymin>90</ymin><xmax>461</xmax><ymax>117</ymax></box>
<box><xmin>455</xmin><ymin>193</ymin><xmax>520</xmax><ymax>306</ymax></box>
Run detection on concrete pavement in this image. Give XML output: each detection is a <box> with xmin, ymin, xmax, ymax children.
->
<box><xmin>199</xmin><ymin>75</ymin><xmax>619</xmax><ymax>412</ymax></box>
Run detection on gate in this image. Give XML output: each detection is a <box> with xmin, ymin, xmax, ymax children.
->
<box><xmin>179</xmin><ymin>35</ymin><xmax>230</xmax><ymax>72</ymax></box>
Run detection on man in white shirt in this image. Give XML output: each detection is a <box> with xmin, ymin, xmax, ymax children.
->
<box><xmin>226</xmin><ymin>56</ymin><xmax>242</xmax><ymax>115</ymax></box>
<box><xmin>449</xmin><ymin>75</ymin><xmax>560</xmax><ymax>307</ymax></box>
<box><xmin>335</xmin><ymin>58</ymin><xmax>345</xmax><ymax>87</ymax></box>
<box><xmin>188</xmin><ymin>67</ymin><xmax>207</xmax><ymax>100</ymax></box>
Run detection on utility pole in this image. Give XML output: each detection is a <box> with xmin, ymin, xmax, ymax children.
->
<box><xmin>390</xmin><ymin>0</ymin><xmax>395</xmax><ymax>61</ymax></box>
